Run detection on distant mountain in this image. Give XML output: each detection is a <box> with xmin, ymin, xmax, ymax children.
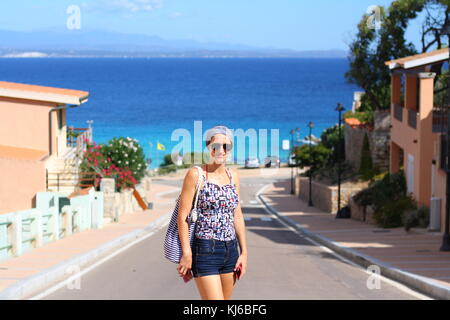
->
<box><xmin>0</xmin><ymin>29</ymin><xmax>348</xmax><ymax>58</ymax></box>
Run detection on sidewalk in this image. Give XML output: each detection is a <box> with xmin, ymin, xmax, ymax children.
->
<box><xmin>258</xmin><ymin>180</ymin><xmax>450</xmax><ymax>300</ymax></box>
<box><xmin>0</xmin><ymin>181</ymin><xmax>180</xmax><ymax>300</ymax></box>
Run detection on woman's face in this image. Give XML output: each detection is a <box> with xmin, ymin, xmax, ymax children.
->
<box><xmin>208</xmin><ymin>134</ymin><xmax>232</xmax><ymax>164</ymax></box>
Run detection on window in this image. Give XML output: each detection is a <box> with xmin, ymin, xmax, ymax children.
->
<box><xmin>58</xmin><ymin>109</ymin><xmax>63</xmax><ymax>130</ymax></box>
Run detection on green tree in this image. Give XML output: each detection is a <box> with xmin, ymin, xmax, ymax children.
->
<box><xmin>161</xmin><ymin>153</ymin><xmax>174</xmax><ymax>167</ymax></box>
<box><xmin>346</xmin><ymin>0</ymin><xmax>450</xmax><ymax>111</ymax></box>
<box><xmin>320</xmin><ymin>124</ymin><xmax>345</xmax><ymax>165</ymax></box>
<box><xmin>359</xmin><ymin>133</ymin><xmax>374</xmax><ymax>180</ymax></box>
<box><xmin>295</xmin><ymin>144</ymin><xmax>332</xmax><ymax>173</ymax></box>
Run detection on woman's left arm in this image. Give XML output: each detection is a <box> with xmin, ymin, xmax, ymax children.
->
<box><xmin>232</xmin><ymin>168</ymin><xmax>247</xmax><ymax>279</ymax></box>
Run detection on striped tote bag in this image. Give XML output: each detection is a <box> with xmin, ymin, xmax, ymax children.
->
<box><xmin>163</xmin><ymin>166</ymin><xmax>203</xmax><ymax>264</ymax></box>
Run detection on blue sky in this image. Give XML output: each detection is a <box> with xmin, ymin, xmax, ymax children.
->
<box><xmin>0</xmin><ymin>0</ymin><xmax>424</xmax><ymax>51</ymax></box>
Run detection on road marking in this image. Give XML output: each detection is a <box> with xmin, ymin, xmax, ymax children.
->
<box><xmin>28</xmin><ymin>217</ymin><xmax>170</xmax><ymax>300</ymax></box>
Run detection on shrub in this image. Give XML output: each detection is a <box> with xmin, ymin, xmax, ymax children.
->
<box><xmin>374</xmin><ymin>196</ymin><xmax>417</xmax><ymax>228</ymax></box>
<box><xmin>344</xmin><ymin>109</ymin><xmax>374</xmax><ymax>125</ymax></box>
<box><xmin>295</xmin><ymin>143</ymin><xmax>332</xmax><ymax>173</ymax></box>
<box><xmin>79</xmin><ymin>136</ymin><xmax>147</xmax><ymax>191</ymax></box>
<box><xmin>102</xmin><ymin>137</ymin><xmax>147</xmax><ymax>183</ymax></box>
<box><xmin>359</xmin><ymin>133</ymin><xmax>374</xmax><ymax>181</ymax></box>
<box><xmin>320</xmin><ymin>124</ymin><xmax>345</xmax><ymax>165</ymax></box>
<box><xmin>102</xmin><ymin>164</ymin><xmax>138</xmax><ymax>191</ymax></box>
<box><xmin>79</xmin><ymin>141</ymin><xmax>108</xmax><ymax>190</ymax></box>
<box><xmin>313</xmin><ymin>161</ymin><xmax>357</xmax><ymax>184</ymax></box>
<box><xmin>353</xmin><ymin>170</ymin><xmax>413</xmax><ymax>228</ymax></box>
<box><xmin>403</xmin><ymin>205</ymin><xmax>430</xmax><ymax>231</ymax></box>
<box><xmin>162</xmin><ymin>153</ymin><xmax>174</xmax><ymax>166</ymax></box>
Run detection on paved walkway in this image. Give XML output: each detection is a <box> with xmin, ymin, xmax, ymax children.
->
<box><xmin>259</xmin><ymin>180</ymin><xmax>450</xmax><ymax>299</ymax></box>
<box><xmin>0</xmin><ymin>181</ymin><xmax>180</xmax><ymax>299</ymax></box>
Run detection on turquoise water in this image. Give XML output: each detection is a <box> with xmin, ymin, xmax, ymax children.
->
<box><xmin>0</xmin><ymin>58</ymin><xmax>359</xmax><ymax>168</ymax></box>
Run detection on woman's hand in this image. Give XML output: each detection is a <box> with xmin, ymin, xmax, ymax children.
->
<box><xmin>177</xmin><ymin>252</ymin><xmax>192</xmax><ymax>278</ymax></box>
<box><xmin>234</xmin><ymin>253</ymin><xmax>247</xmax><ymax>280</ymax></box>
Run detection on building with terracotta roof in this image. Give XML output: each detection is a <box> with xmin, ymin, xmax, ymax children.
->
<box><xmin>385</xmin><ymin>48</ymin><xmax>449</xmax><ymax>232</ymax></box>
<box><xmin>0</xmin><ymin>81</ymin><xmax>91</xmax><ymax>214</ymax></box>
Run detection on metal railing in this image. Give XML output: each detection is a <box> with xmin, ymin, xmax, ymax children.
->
<box><xmin>67</xmin><ymin>127</ymin><xmax>89</xmax><ymax>148</ymax></box>
<box><xmin>433</xmin><ymin>106</ymin><xmax>449</xmax><ymax>133</ymax></box>
<box><xmin>46</xmin><ymin>170</ymin><xmax>100</xmax><ymax>192</ymax></box>
<box><xmin>75</xmin><ymin>127</ymin><xmax>93</xmax><ymax>158</ymax></box>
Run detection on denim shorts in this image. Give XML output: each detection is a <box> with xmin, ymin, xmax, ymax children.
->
<box><xmin>191</xmin><ymin>237</ymin><xmax>240</xmax><ymax>278</ymax></box>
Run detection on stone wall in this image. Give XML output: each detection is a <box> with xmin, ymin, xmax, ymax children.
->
<box><xmin>296</xmin><ymin>176</ymin><xmax>369</xmax><ymax>214</ymax></box>
<box><xmin>345</xmin><ymin>110</ymin><xmax>390</xmax><ymax>172</ymax></box>
<box><xmin>102</xmin><ymin>176</ymin><xmax>152</xmax><ymax>223</ymax></box>
<box><xmin>348</xmin><ymin>197</ymin><xmax>376</xmax><ymax>224</ymax></box>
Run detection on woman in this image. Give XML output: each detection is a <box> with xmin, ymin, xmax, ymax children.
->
<box><xmin>177</xmin><ymin>125</ymin><xmax>248</xmax><ymax>300</ymax></box>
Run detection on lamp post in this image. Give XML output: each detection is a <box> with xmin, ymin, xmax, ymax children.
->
<box><xmin>295</xmin><ymin>127</ymin><xmax>300</xmax><ymax>185</ymax></box>
<box><xmin>290</xmin><ymin>129</ymin><xmax>295</xmax><ymax>194</ymax></box>
<box><xmin>440</xmin><ymin>21</ymin><xmax>450</xmax><ymax>251</ymax></box>
<box><xmin>335</xmin><ymin>103</ymin><xmax>345</xmax><ymax>218</ymax></box>
<box><xmin>86</xmin><ymin>120</ymin><xmax>94</xmax><ymax>143</ymax></box>
<box><xmin>308</xmin><ymin>121</ymin><xmax>314</xmax><ymax>207</ymax></box>
<box><xmin>290</xmin><ymin>128</ymin><xmax>300</xmax><ymax>194</ymax></box>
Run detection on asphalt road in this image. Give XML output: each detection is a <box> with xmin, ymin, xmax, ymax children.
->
<box><xmin>40</xmin><ymin>174</ymin><xmax>428</xmax><ymax>300</ymax></box>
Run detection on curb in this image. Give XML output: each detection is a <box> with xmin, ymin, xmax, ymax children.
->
<box><xmin>0</xmin><ymin>212</ymin><xmax>172</xmax><ymax>300</ymax></box>
<box><xmin>257</xmin><ymin>191</ymin><xmax>450</xmax><ymax>300</ymax></box>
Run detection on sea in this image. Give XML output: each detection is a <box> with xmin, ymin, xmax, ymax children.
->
<box><xmin>0</xmin><ymin>58</ymin><xmax>360</xmax><ymax>168</ymax></box>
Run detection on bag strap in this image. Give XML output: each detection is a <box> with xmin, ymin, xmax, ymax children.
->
<box><xmin>225</xmin><ymin>167</ymin><xmax>233</xmax><ymax>184</ymax></box>
<box><xmin>192</xmin><ymin>166</ymin><xmax>203</xmax><ymax>209</ymax></box>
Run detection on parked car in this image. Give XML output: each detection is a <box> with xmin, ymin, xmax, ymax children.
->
<box><xmin>288</xmin><ymin>154</ymin><xmax>297</xmax><ymax>167</ymax></box>
<box><xmin>245</xmin><ymin>157</ymin><xmax>260</xmax><ymax>169</ymax></box>
<box><xmin>264</xmin><ymin>156</ymin><xmax>280</xmax><ymax>168</ymax></box>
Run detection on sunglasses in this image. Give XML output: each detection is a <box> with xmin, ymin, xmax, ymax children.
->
<box><xmin>210</xmin><ymin>143</ymin><xmax>232</xmax><ymax>152</ymax></box>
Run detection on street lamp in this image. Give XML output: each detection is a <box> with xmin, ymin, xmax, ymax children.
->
<box><xmin>290</xmin><ymin>128</ymin><xmax>300</xmax><ymax>195</ymax></box>
<box><xmin>307</xmin><ymin>121</ymin><xmax>314</xmax><ymax>207</ymax></box>
<box><xmin>295</xmin><ymin>127</ymin><xmax>300</xmax><ymax>188</ymax></box>
<box><xmin>86</xmin><ymin>120</ymin><xmax>94</xmax><ymax>143</ymax></box>
<box><xmin>335</xmin><ymin>103</ymin><xmax>346</xmax><ymax>219</ymax></box>
<box><xmin>440</xmin><ymin>21</ymin><xmax>450</xmax><ymax>251</ymax></box>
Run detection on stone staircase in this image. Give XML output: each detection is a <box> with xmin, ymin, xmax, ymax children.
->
<box><xmin>45</xmin><ymin>148</ymin><xmax>83</xmax><ymax>194</ymax></box>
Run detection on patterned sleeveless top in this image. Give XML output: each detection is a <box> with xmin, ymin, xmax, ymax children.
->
<box><xmin>195</xmin><ymin>165</ymin><xmax>239</xmax><ymax>241</ymax></box>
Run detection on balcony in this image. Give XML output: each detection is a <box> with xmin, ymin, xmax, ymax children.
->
<box><xmin>433</xmin><ymin>105</ymin><xmax>450</xmax><ymax>133</ymax></box>
<box><xmin>67</xmin><ymin>126</ymin><xmax>93</xmax><ymax>157</ymax></box>
<box><xmin>394</xmin><ymin>104</ymin><xmax>403</xmax><ymax>122</ymax></box>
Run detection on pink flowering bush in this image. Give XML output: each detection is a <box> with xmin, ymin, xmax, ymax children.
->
<box><xmin>80</xmin><ymin>139</ymin><xmax>139</xmax><ymax>191</ymax></box>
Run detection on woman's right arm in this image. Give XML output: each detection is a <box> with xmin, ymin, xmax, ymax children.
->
<box><xmin>176</xmin><ymin>167</ymin><xmax>199</xmax><ymax>276</ymax></box>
